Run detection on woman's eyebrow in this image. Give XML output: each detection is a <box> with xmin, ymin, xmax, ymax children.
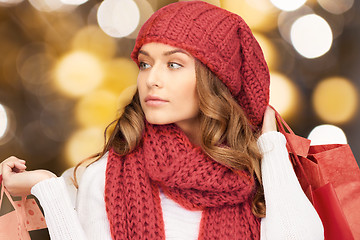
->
<box><xmin>163</xmin><ymin>49</ymin><xmax>191</xmax><ymax>56</ymax></box>
<box><xmin>138</xmin><ymin>49</ymin><xmax>190</xmax><ymax>57</ymax></box>
<box><xmin>139</xmin><ymin>50</ymin><xmax>150</xmax><ymax>57</ymax></box>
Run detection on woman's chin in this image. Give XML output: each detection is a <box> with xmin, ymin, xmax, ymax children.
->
<box><xmin>145</xmin><ymin>117</ymin><xmax>172</xmax><ymax>125</ymax></box>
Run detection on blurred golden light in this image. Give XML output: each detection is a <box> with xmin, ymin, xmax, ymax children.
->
<box><xmin>0</xmin><ymin>104</ymin><xmax>8</xmax><ymax>140</ymax></box>
<box><xmin>71</xmin><ymin>25</ymin><xmax>117</xmax><ymax>59</ymax></box>
<box><xmin>75</xmin><ymin>90</ymin><xmax>118</xmax><ymax>128</ymax></box>
<box><xmin>97</xmin><ymin>0</ymin><xmax>140</xmax><ymax>38</ymax></box>
<box><xmin>180</xmin><ymin>0</ymin><xmax>220</xmax><ymax>6</ymax></box>
<box><xmin>54</xmin><ymin>51</ymin><xmax>104</xmax><ymax>97</ymax></box>
<box><xmin>270</xmin><ymin>0</ymin><xmax>306</xmax><ymax>11</ymax></box>
<box><xmin>126</xmin><ymin>0</ymin><xmax>154</xmax><ymax>39</ymax></box>
<box><xmin>318</xmin><ymin>0</ymin><xmax>354</xmax><ymax>14</ymax></box>
<box><xmin>308</xmin><ymin>124</ymin><xmax>347</xmax><ymax>145</ymax></box>
<box><xmin>269</xmin><ymin>72</ymin><xmax>299</xmax><ymax>119</ymax></box>
<box><xmin>102</xmin><ymin>58</ymin><xmax>138</xmax><ymax>95</ymax></box>
<box><xmin>307</xmin><ymin>0</ymin><xmax>318</xmax><ymax>5</ymax></box>
<box><xmin>253</xmin><ymin>33</ymin><xmax>278</xmax><ymax>70</ymax></box>
<box><xmin>221</xmin><ymin>0</ymin><xmax>278</xmax><ymax>32</ymax></box>
<box><xmin>65</xmin><ymin>127</ymin><xmax>104</xmax><ymax>166</ymax></box>
<box><xmin>312</xmin><ymin>77</ymin><xmax>358</xmax><ymax>124</ymax></box>
<box><xmin>117</xmin><ymin>84</ymin><xmax>137</xmax><ymax>115</ymax></box>
<box><xmin>291</xmin><ymin>14</ymin><xmax>333</xmax><ymax>59</ymax></box>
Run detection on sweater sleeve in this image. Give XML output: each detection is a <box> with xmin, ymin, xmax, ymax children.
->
<box><xmin>258</xmin><ymin>131</ymin><xmax>324</xmax><ymax>240</ymax></box>
<box><xmin>31</xmin><ymin>154</ymin><xmax>112</xmax><ymax>240</ymax></box>
<box><xmin>31</xmin><ymin>177</ymin><xmax>88</xmax><ymax>239</ymax></box>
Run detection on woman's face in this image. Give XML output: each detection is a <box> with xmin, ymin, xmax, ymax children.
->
<box><xmin>137</xmin><ymin>42</ymin><xmax>199</xmax><ymax>130</ymax></box>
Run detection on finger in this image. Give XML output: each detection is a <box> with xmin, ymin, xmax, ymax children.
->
<box><xmin>2</xmin><ymin>156</ymin><xmax>26</xmax><ymax>165</ymax></box>
<box><xmin>2</xmin><ymin>161</ymin><xmax>16</xmax><ymax>176</ymax></box>
<box><xmin>13</xmin><ymin>162</ymin><xmax>27</xmax><ymax>173</ymax></box>
<box><xmin>262</xmin><ymin>106</ymin><xmax>277</xmax><ymax>133</ymax></box>
<box><xmin>265</xmin><ymin>109</ymin><xmax>276</xmax><ymax>124</ymax></box>
<box><xmin>1</xmin><ymin>157</ymin><xmax>26</xmax><ymax>176</ymax></box>
<box><xmin>265</xmin><ymin>105</ymin><xmax>275</xmax><ymax>117</ymax></box>
<box><xmin>2</xmin><ymin>157</ymin><xmax>26</xmax><ymax>176</ymax></box>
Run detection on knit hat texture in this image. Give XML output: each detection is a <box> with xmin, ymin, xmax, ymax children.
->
<box><xmin>131</xmin><ymin>0</ymin><xmax>270</xmax><ymax>127</ymax></box>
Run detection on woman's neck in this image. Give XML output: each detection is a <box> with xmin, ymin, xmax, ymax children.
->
<box><xmin>175</xmin><ymin>119</ymin><xmax>201</xmax><ymax>146</ymax></box>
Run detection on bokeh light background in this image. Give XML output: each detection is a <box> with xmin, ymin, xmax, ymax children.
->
<box><xmin>1</xmin><ymin>0</ymin><xmax>360</xmax><ymax>164</ymax></box>
<box><xmin>0</xmin><ymin>0</ymin><xmax>359</xmax><ymax>237</ymax></box>
<box><xmin>1</xmin><ymin>0</ymin><xmax>359</xmax><ymax>165</ymax></box>
<box><xmin>0</xmin><ymin>0</ymin><xmax>359</xmax><ymax>193</ymax></box>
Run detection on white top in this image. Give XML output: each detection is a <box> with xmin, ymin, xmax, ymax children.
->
<box><xmin>31</xmin><ymin>131</ymin><xmax>324</xmax><ymax>240</ymax></box>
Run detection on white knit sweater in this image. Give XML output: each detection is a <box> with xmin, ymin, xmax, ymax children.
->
<box><xmin>31</xmin><ymin>131</ymin><xmax>324</xmax><ymax>240</ymax></box>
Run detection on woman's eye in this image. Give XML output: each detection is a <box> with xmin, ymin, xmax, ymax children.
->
<box><xmin>139</xmin><ymin>62</ymin><xmax>150</xmax><ymax>70</ymax></box>
<box><xmin>168</xmin><ymin>62</ymin><xmax>182</xmax><ymax>69</ymax></box>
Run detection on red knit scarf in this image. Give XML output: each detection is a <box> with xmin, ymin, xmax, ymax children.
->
<box><xmin>105</xmin><ymin>123</ymin><xmax>260</xmax><ymax>239</ymax></box>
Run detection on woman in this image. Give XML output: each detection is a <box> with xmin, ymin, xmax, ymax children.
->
<box><xmin>0</xmin><ymin>1</ymin><xmax>324</xmax><ymax>239</ymax></box>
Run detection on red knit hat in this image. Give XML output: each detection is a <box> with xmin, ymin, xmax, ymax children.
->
<box><xmin>131</xmin><ymin>0</ymin><xmax>270</xmax><ymax>128</ymax></box>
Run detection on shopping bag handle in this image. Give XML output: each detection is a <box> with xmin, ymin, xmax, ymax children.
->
<box><xmin>268</xmin><ymin>106</ymin><xmax>311</xmax><ymax>187</ymax></box>
<box><xmin>1</xmin><ymin>180</ymin><xmax>18</xmax><ymax>211</ymax></box>
<box><xmin>0</xmin><ymin>178</ymin><xmax>27</xmax><ymax>225</ymax></box>
<box><xmin>268</xmin><ymin>105</ymin><xmax>295</xmax><ymax>135</ymax></box>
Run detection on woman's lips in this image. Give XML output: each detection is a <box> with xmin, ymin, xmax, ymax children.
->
<box><xmin>145</xmin><ymin>96</ymin><xmax>169</xmax><ymax>106</ymax></box>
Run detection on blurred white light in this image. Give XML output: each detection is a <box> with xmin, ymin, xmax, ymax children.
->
<box><xmin>29</xmin><ymin>0</ymin><xmax>64</xmax><ymax>12</ymax></box>
<box><xmin>125</xmin><ymin>0</ymin><xmax>154</xmax><ymax>39</ymax></box>
<box><xmin>0</xmin><ymin>0</ymin><xmax>23</xmax><ymax>7</ymax></box>
<box><xmin>0</xmin><ymin>104</ymin><xmax>8</xmax><ymax>139</ymax></box>
<box><xmin>97</xmin><ymin>0</ymin><xmax>140</xmax><ymax>38</ymax></box>
<box><xmin>291</xmin><ymin>14</ymin><xmax>333</xmax><ymax>59</ymax></box>
<box><xmin>270</xmin><ymin>0</ymin><xmax>306</xmax><ymax>11</ymax></box>
<box><xmin>61</xmin><ymin>0</ymin><xmax>88</xmax><ymax>6</ymax></box>
<box><xmin>318</xmin><ymin>0</ymin><xmax>354</xmax><ymax>15</ymax></box>
<box><xmin>308</xmin><ymin>124</ymin><xmax>347</xmax><ymax>145</ymax></box>
<box><xmin>277</xmin><ymin>6</ymin><xmax>313</xmax><ymax>43</ymax></box>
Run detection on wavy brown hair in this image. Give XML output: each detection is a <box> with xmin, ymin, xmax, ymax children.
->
<box><xmin>73</xmin><ymin>60</ymin><xmax>265</xmax><ymax>218</ymax></box>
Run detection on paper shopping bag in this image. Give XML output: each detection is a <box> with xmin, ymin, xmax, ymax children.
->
<box><xmin>312</xmin><ymin>183</ymin><xmax>355</xmax><ymax>240</ymax></box>
<box><xmin>0</xmin><ymin>179</ymin><xmax>47</xmax><ymax>239</ymax></box>
<box><xmin>273</xmin><ymin>107</ymin><xmax>360</xmax><ymax>240</ymax></box>
<box><xmin>309</xmin><ymin>144</ymin><xmax>360</xmax><ymax>238</ymax></box>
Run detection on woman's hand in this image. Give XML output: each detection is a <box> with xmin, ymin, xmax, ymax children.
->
<box><xmin>0</xmin><ymin>156</ymin><xmax>57</xmax><ymax>196</ymax></box>
<box><xmin>262</xmin><ymin>106</ymin><xmax>277</xmax><ymax>134</ymax></box>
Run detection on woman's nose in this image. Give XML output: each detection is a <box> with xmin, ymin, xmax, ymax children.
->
<box><xmin>146</xmin><ymin>64</ymin><xmax>163</xmax><ymax>88</ymax></box>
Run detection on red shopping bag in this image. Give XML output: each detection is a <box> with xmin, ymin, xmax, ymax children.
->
<box><xmin>0</xmin><ymin>177</ymin><xmax>47</xmax><ymax>239</ymax></box>
<box><xmin>273</xmin><ymin>108</ymin><xmax>360</xmax><ymax>240</ymax></box>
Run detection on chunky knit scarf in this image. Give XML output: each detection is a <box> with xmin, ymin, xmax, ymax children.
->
<box><xmin>105</xmin><ymin>123</ymin><xmax>260</xmax><ymax>239</ymax></box>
